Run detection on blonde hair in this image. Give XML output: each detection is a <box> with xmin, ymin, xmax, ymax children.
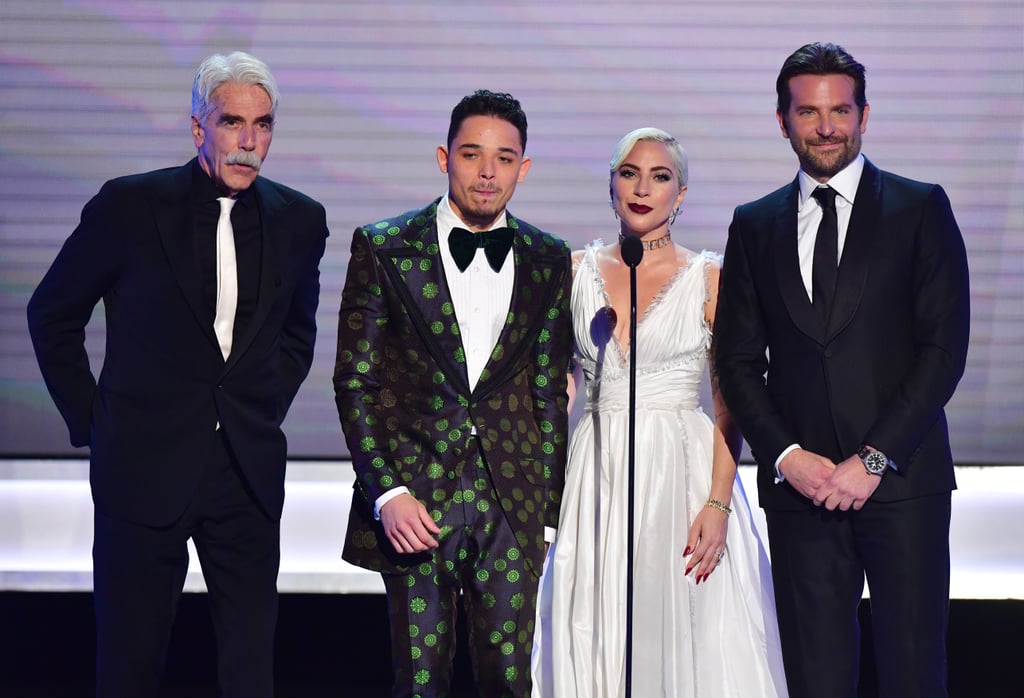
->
<box><xmin>609</xmin><ymin>127</ymin><xmax>688</xmax><ymax>187</ymax></box>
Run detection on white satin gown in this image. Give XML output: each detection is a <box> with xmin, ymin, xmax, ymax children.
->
<box><xmin>535</xmin><ymin>245</ymin><xmax>788</xmax><ymax>698</ymax></box>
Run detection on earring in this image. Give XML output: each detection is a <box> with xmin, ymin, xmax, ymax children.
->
<box><xmin>670</xmin><ymin>208</ymin><xmax>679</xmax><ymax>225</ymax></box>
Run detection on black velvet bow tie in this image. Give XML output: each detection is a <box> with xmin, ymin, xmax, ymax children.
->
<box><xmin>448</xmin><ymin>226</ymin><xmax>515</xmax><ymax>272</ymax></box>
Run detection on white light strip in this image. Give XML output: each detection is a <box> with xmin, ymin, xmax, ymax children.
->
<box><xmin>1</xmin><ymin>461</ymin><xmax>1021</xmax><ymax>599</ymax></box>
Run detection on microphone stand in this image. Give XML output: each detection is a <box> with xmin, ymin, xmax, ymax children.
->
<box><xmin>619</xmin><ymin>235</ymin><xmax>644</xmax><ymax>698</ymax></box>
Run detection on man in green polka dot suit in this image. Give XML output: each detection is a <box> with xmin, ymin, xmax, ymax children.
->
<box><xmin>334</xmin><ymin>90</ymin><xmax>573</xmax><ymax>697</ymax></box>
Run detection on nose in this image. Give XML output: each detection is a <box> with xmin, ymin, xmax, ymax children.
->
<box><xmin>479</xmin><ymin>157</ymin><xmax>496</xmax><ymax>179</ymax></box>
<box><xmin>238</xmin><ymin>125</ymin><xmax>257</xmax><ymax>151</ymax></box>
<box><xmin>817</xmin><ymin>114</ymin><xmax>835</xmax><ymax>137</ymax></box>
<box><xmin>634</xmin><ymin>176</ymin><xmax>650</xmax><ymax>197</ymax></box>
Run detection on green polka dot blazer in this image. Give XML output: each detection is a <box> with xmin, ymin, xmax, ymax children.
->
<box><xmin>335</xmin><ymin>198</ymin><xmax>573</xmax><ymax>577</ymax></box>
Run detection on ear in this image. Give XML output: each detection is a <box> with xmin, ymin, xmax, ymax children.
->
<box><xmin>859</xmin><ymin>103</ymin><xmax>870</xmax><ymax>134</ymax></box>
<box><xmin>516</xmin><ymin>156</ymin><xmax>532</xmax><ymax>183</ymax></box>
<box><xmin>675</xmin><ymin>184</ymin><xmax>688</xmax><ymax>210</ymax></box>
<box><xmin>776</xmin><ymin>109</ymin><xmax>789</xmax><ymax>139</ymax></box>
<box><xmin>191</xmin><ymin>114</ymin><xmax>204</xmax><ymax>148</ymax></box>
<box><xmin>436</xmin><ymin>145</ymin><xmax>449</xmax><ymax>174</ymax></box>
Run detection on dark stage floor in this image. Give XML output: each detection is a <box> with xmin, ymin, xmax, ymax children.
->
<box><xmin>1</xmin><ymin>593</ymin><xmax>1019</xmax><ymax>697</ymax></box>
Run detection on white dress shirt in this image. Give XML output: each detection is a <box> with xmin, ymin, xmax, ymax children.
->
<box><xmin>794</xmin><ymin>154</ymin><xmax>864</xmax><ymax>300</ymax></box>
<box><xmin>776</xmin><ymin>154</ymin><xmax>865</xmax><ymax>478</ymax></box>
<box><xmin>436</xmin><ymin>196</ymin><xmax>516</xmax><ymax>391</ymax></box>
<box><xmin>374</xmin><ymin>195</ymin><xmax>515</xmax><ymax>516</ymax></box>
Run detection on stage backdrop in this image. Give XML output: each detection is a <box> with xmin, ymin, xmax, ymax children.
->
<box><xmin>1</xmin><ymin>0</ymin><xmax>1021</xmax><ymax>462</ymax></box>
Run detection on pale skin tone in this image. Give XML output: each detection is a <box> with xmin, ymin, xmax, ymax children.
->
<box><xmin>775</xmin><ymin>73</ymin><xmax>883</xmax><ymax>509</ymax></box>
<box><xmin>567</xmin><ymin>139</ymin><xmax>742</xmax><ymax>583</ymax></box>
<box><xmin>191</xmin><ymin>82</ymin><xmax>274</xmax><ymax>198</ymax></box>
<box><xmin>378</xmin><ymin>114</ymin><xmax>532</xmax><ymax>554</ymax></box>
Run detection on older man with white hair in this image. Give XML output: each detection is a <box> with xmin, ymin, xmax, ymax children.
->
<box><xmin>27</xmin><ymin>51</ymin><xmax>328</xmax><ymax>697</ymax></box>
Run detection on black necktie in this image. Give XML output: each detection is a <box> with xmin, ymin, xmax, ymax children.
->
<box><xmin>811</xmin><ymin>186</ymin><xmax>839</xmax><ymax>324</ymax></box>
<box><xmin>448</xmin><ymin>226</ymin><xmax>514</xmax><ymax>272</ymax></box>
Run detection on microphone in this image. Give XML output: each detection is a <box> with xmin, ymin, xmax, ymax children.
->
<box><xmin>620</xmin><ymin>233</ymin><xmax>642</xmax><ymax>698</ymax></box>
<box><xmin>621</xmin><ymin>234</ymin><xmax>644</xmax><ymax>268</ymax></box>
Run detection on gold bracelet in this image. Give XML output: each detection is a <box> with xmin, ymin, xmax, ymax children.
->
<box><xmin>705</xmin><ymin>498</ymin><xmax>732</xmax><ymax>515</ymax></box>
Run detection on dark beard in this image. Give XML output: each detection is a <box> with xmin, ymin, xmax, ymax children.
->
<box><xmin>796</xmin><ymin>138</ymin><xmax>859</xmax><ymax>180</ymax></box>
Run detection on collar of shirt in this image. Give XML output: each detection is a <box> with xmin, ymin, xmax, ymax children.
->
<box><xmin>797</xmin><ymin>153</ymin><xmax>865</xmax><ymax>213</ymax></box>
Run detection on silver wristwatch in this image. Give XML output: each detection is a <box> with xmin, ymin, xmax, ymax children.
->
<box><xmin>857</xmin><ymin>445</ymin><xmax>888</xmax><ymax>476</ymax></box>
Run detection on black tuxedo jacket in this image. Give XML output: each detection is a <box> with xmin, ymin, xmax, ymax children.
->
<box><xmin>335</xmin><ymin>198</ymin><xmax>573</xmax><ymax>576</ymax></box>
<box><xmin>715</xmin><ymin>159</ymin><xmax>970</xmax><ymax>510</ymax></box>
<box><xmin>28</xmin><ymin>159</ymin><xmax>328</xmax><ymax>525</ymax></box>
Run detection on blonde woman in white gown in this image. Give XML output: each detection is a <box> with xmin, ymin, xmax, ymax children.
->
<box><xmin>536</xmin><ymin>128</ymin><xmax>787</xmax><ymax>697</ymax></box>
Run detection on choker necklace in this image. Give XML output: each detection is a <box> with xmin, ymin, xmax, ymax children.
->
<box><xmin>619</xmin><ymin>232</ymin><xmax>672</xmax><ymax>250</ymax></box>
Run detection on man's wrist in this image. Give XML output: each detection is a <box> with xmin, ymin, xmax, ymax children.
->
<box><xmin>857</xmin><ymin>445</ymin><xmax>890</xmax><ymax>476</ymax></box>
<box><xmin>374</xmin><ymin>487</ymin><xmax>410</xmax><ymax>520</ymax></box>
<box><xmin>774</xmin><ymin>443</ymin><xmax>801</xmax><ymax>482</ymax></box>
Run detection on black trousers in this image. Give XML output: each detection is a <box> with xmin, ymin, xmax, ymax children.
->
<box><xmin>766</xmin><ymin>492</ymin><xmax>951</xmax><ymax>698</ymax></box>
<box><xmin>92</xmin><ymin>432</ymin><xmax>280</xmax><ymax>698</ymax></box>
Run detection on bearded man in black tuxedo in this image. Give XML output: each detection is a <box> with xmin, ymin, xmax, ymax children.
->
<box><xmin>715</xmin><ymin>42</ymin><xmax>970</xmax><ymax>698</ymax></box>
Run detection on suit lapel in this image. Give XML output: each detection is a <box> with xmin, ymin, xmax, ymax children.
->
<box><xmin>154</xmin><ymin>163</ymin><xmax>222</xmax><ymax>354</ymax></box>
<box><xmin>772</xmin><ymin>180</ymin><xmax>824</xmax><ymax>341</ymax></box>
<box><xmin>472</xmin><ymin>214</ymin><xmax>566</xmax><ymax>399</ymax></box>
<box><xmin>827</xmin><ymin>160</ymin><xmax>881</xmax><ymax>339</ymax></box>
<box><xmin>375</xmin><ymin>203</ymin><xmax>472</xmax><ymax>396</ymax></box>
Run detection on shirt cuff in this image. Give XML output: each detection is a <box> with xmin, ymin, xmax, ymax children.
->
<box><xmin>775</xmin><ymin>444</ymin><xmax>801</xmax><ymax>483</ymax></box>
<box><xmin>374</xmin><ymin>487</ymin><xmax>410</xmax><ymax>520</ymax></box>
<box><xmin>544</xmin><ymin>526</ymin><xmax>556</xmax><ymax>544</ymax></box>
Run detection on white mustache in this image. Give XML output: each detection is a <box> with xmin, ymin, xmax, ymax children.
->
<box><xmin>225</xmin><ymin>151</ymin><xmax>262</xmax><ymax>169</ymax></box>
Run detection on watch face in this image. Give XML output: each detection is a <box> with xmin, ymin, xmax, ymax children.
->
<box><xmin>864</xmin><ymin>450</ymin><xmax>888</xmax><ymax>474</ymax></box>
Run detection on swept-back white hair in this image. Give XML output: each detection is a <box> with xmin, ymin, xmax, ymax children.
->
<box><xmin>191</xmin><ymin>51</ymin><xmax>279</xmax><ymax>125</ymax></box>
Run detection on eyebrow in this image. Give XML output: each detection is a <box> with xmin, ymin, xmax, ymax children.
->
<box><xmin>217</xmin><ymin>111</ymin><xmax>275</xmax><ymax>124</ymax></box>
<box><xmin>619</xmin><ymin>162</ymin><xmax>673</xmax><ymax>172</ymax></box>
<box><xmin>457</xmin><ymin>142</ymin><xmax>521</xmax><ymax>157</ymax></box>
<box><xmin>794</xmin><ymin>101</ymin><xmax>854</xmax><ymax>111</ymax></box>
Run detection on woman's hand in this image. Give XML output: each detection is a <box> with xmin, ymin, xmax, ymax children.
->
<box><xmin>683</xmin><ymin>505</ymin><xmax>729</xmax><ymax>584</ymax></box>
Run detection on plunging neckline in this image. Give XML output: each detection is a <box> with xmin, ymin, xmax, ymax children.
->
<box><xmin>586</xmin><ymin>245</ymin><xmax>697</xmax><ymax>364</ymax></box>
